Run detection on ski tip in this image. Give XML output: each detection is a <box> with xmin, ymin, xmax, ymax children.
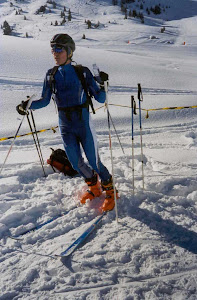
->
<box><xmin>8</xmin><ymin>235</ymin><xmax>23</xmax><ymax>241</ymax></box>
<box><xmin>54</xmin><ymin>254</ymin><xmax>70</xmax><ymax>259</ymax></box>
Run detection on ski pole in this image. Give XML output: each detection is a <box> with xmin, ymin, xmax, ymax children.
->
<box><xmin>92</xmin><ymin>64</ymin><xmax>125</xmax><ymax>153</ymax></box>
<box><xmin>0</xmin><ymin>94</ymin><xmax>35</xmax><ymax>174</ymax></box>
<box><xmin>30</xmin><ymin>111</ymin><xmax>45</xmax><ymax>166</ymax></box>
<box><xmin>138</xmin><ymin>83</ymin><xmax>145</xmax><ymax>190</ymax></box>
<box><xmin>108</xmin><ymin>111</ymin><xmax>125</xmax><ymax>155</ymax></box>
<box><xmin>26</xmin><ymin>114</ymin><xmax>46</xmax><ymax>177</ymax></box>
<box><xmin>104</xmin><ymin>81</ymin><xmax>118</xmax><ymax>223</ymax></box>
<box><xmin>131</xmin><ymin>95</ymin><xmax>137</xmax><ymax>195</ymax></box>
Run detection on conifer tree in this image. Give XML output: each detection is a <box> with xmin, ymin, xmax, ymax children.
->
<box><xmin>2</xmin><ymin>20</ymin><xmax>12</xmax><ymax>35</ymax></box>
<box><xmin>124</xmin><ymin>9</ymin><xmax>127</xmax><ymax>19</ymax></box>
<box><xmin>68</xmin><ymin>9</ymin><xmax>72</xmax><ymax>21</ymax></box>
<box><xmin>87</xmin><ymin>20</ymin><xmax>91</xmax><ymax>29</ymax></box>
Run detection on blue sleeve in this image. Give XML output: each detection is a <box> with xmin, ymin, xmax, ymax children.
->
<box><xmin>30</xmin><ymin>71</ymin><xmax>52</xmax><ymax>110</ymax></box>
<box><xmin>85</xmin><ymin>68</ymin><xmax>106</xmax><ymax>104</ymax></box>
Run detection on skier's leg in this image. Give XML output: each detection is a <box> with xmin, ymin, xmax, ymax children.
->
<box><xmin>61</xmin><ymin>131</ymin><xmax>93</xmax><ymax>178</ymax></box>
<box><xmin>80</xmin><ymin>117</ymin><xmax>119</xmax><ymax>211</ymax></box>
<box><xmin>80</xmin><ymin>116</ymin><xmax>111</xmax><ymax>182</ymax></box>
<box><xmin>61</xmin><ymin>130</ymin><xmax>103</xmax><ymax>203</ymax></box>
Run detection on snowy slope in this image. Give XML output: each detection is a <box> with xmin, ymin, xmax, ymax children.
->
<box><xmin>1</xmin><ymin>0</ymin><xmax>197</xmax><ymax>299</ymax></box>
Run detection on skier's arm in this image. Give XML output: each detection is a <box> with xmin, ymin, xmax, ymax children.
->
<box><xmin>86</xmin><ymin>68</ymin><xmax>106</xmax><ymax>104</ymax></box>
<box><xmin>29</xmin><ymin>73</ymin><xmax>52</xmax><ymax>110</ymax></box>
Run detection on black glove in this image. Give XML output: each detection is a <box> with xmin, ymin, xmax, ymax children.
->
<box><xmin>100</xmin><ymin>71</ymin><xmax>109</xmax><ymax>82</ymax></box>
<box><xmin>99</xmin><ymin>71</ymin><xmax>109</xmax><ymax>90</ymax></box>
<box><xmin>16</xmin><ymin>100</ymin><xmax>29</xmax><ymax>115</ymax></box>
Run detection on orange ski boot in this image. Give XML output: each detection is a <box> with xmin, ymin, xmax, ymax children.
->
<box><xmin>80</xmin><ymin>173</ymin><xmax>102</xmax><ymax>204</ymax></box>
<box><xmin>101</xmin><ymin>176</ymin><xmax>119</xmax><ymax>212</ymax></box>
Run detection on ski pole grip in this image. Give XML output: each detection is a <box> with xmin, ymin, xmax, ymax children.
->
<box><xmin>131</xmin><ymin>95</ymin><xmax>134</xmax><ymax>109</ymax></box>
<box><xmin>138</xmin><ymin>83</ymin><xmax>143</xmax><ymax>101</ymax></box>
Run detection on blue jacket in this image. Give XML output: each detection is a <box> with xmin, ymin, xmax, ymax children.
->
<box><xmin>30</xmin><ymin>63</ymin><xmax>106</xmax><ymax>110</ymax></box>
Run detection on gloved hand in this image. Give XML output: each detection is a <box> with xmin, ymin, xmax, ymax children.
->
<box><xmin>99</xmin><ymin>71</ymin><xmax>109</xmax><ymax>90</ymax></box>
<box><xmin>16</xmin><ymin>100</ymin><xmax>29</xmax><ymax>115</ymax></box>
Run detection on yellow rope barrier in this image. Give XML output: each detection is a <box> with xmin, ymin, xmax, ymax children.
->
<box><xmin>109</xmin><ymin>103</ymin><xmax>197</xmax><ymax>111</ymax></box>
<box><xmin>0</xmin><ymin>126</ymin><xmax>58</xmax><ymax>142</ymax></box>
<box><xmin>108</xmin><ymin>103</ymin><xmax>197</xmax><ymax>118</ymax></box>
<box><xmin>1</xmin><ymin>104</ymin><xmax>196</xmax><ymax>142</ymax></box>
<box><xmin>0</xmin><ymin>107</ymin><xmax>105</xmax><ymax>142</ymax></box>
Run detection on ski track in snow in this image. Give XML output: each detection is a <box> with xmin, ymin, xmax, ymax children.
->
<box><xmin>1</xmin><ymin>0</ymin><xmax>197</xmax><ymax>299</ymax></box>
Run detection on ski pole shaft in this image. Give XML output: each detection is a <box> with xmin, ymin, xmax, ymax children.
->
<box><xmin>131</xmin><ymin>96</ymin><xmax>135</xmax><ymax>196</ymax></box>
<box><xmin>26</xmin><ymin>114</ymin><xmax>46</xmax><ymax>177</ymax></box>
<box><xmin>30</xmin><ymin>111</ymin><xmax>45</xmax><ymax>166</ymax></box>
<box><xmin>0</xmin><ymin>95</ymin><xmax>35</xmax><ymax>174</ymax></box>
<box><xmin>108</xmin><ymin>111</ymin><xmax>125</xmax><ymax>155</ymax></box>
<box><xmin>138</xmin><ymin>83</ymin><xmax>145</xmax><ymax>190</ymax></box>
<box><xmin>0</xmin><ymin>115</ymin><xmax>25</xmax><ymax>174</ymax></box>
<box><xmin>104</xmin><ymin>81</ymin><xmax>118</xmax><ymax>223</ymax></box>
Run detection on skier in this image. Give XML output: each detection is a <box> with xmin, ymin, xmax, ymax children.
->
<box><xmin>16</xmin><ymin>33</ymin><xmax>118</xmax><ymax>211</ymax></box>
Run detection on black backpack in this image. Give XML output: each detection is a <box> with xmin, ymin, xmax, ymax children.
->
<box><xmin>47</xmin><ymin>148</ymin><xmax>78</xmax><ymax>177</ymax></box>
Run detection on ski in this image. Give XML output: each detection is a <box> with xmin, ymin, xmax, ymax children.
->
<box><xmin>10</xmin><ymin>207</ymin><xmax>77</xmax><ymax>239</ymax></box>
<box><xmin>56</xmin><ymin>212</ymin><xmax>106</xmax><ymax>257</ymax></box>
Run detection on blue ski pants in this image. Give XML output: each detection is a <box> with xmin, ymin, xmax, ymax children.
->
<box><xmin>59</xmin><ymin>110</ymin><xmax>111</xmax><ymax>181</ymax></box>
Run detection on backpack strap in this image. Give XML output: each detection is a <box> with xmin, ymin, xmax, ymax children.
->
<box><xmin>48</xmin><ymin>64</ymin><xmax>95</xmax><ymax>115</ymax></box>
<box><xmin>73</xmin><ymin>65</ymin><xmax>95</xmax><ymax>114</ymax></box>
<box><xmin>48</xmin><ymin>66</ymin><xmax>59</xmax><ymax>94</ymax></box>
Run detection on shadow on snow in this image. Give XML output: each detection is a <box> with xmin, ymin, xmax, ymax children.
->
<box><xmin>129</xmin><ymin>206</ymin><xmax>197</xmax><ymax>254</ymax></box>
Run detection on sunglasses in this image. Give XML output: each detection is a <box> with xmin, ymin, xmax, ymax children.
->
<box><xmin>51</xmin><ymin>45</ymin><xmax>65</xmax><ymax>53</ymax></box>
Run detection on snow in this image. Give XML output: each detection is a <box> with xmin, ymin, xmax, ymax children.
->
<box><xmin>1</xmin><ymin>0</ymin><xmax>197</xmax><ymax>299</ymax></box>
